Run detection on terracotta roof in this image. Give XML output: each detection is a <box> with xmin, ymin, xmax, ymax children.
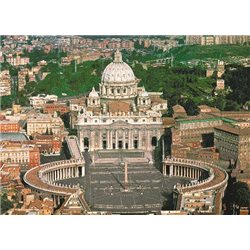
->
<box><xmin>28</xmin><ymin>200</ymin><xmax>43</xmax><ymax>210</ymax></box>
<box><xmin>24</xmin><ymin>163</ymin><xmax>77</xmax><ymax>195</ymax></box>
<box><xmin>182</xmin><ymin>166</ymin><xmax>226</xmax><ymax>193</ymax></box>
<box><xmin>173</xmin><ymin>104</ymin><xmax>186</xmax><ymax>113</ymax></box>
<box><xmin>86</xmin><ymin>107</ymin><xmax>102</xmax><ymax>114</ymax></box>
<box><xmin>150</xmin><ymin>96</ymin><xmax>166</xmax><ymax>104</ymax></box>
<box><xmin>12</xmin><ymin>210</ymin><xmax>27</xmax><ymax>215</ymax></box>
<box><xmin>108</xmin><ymin>101</ymin><xmax>131</xmax><ymax>113</ymax></box>
<box><xmin>215</xmin><ymin>125</ymin><xmax>250</xmax><ymax>136</ymax></box>
<box><xmin>162</xmin><ymin>117</ymin><xmax>176</xmax><ymax>127</ymax></box>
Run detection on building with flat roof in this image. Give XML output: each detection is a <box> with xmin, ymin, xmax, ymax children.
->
<box><xmin>214</xmin><ymin>124</ymin><xmax>250</xmax><ymax>172</ymax></box>
<box><xmin>27</xmin><ymin>112</ymin><xmax>66</xmax><ymax>137</ymax></box>
<box><xmin>0</xmin><ymin>141</ymin><xmax>40</xmax><ymax>170</ymax></box>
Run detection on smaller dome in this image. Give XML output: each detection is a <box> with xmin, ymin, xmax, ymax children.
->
<box><xmin>139</xmin><ymin>87</ymin><xmax>149</xmax><ymax>97</ymax></box>
<box><xmin>89</xmin><ymin>87</ymin><xmax>99</xmax><ymax>98</ymax></box>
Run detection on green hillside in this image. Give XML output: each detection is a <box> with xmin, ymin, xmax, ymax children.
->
<box><xmin>170</xmin><ymin>45</ymin><xmax>250</xmax><ymax>62</ymax></box>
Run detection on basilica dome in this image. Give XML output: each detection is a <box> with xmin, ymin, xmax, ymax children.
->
<box><xmin>101</xmin><ymin>50</ymin><xmax>135</xmax><ymax>84</ymax></box>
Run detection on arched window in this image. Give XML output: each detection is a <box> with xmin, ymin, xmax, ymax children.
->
<box><xmin>83</xmin><ymin>137</ymin><xmax>89</xmax><ymax>147</ymax></box>
<box><xmin>151</xmin><ymin>136</ymin><xmax>157</xmax><ymax>146</ymax></box>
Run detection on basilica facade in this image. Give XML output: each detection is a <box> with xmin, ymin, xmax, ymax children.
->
<box><xmin>76</xmin><ymin>50</ymin><xmax>167</xmax><ymax>157</ymax></box>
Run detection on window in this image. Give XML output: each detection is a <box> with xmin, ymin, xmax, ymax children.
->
<box><xmin>84</xmin><ymin>118</ymin><xmax>87</xmax><ymax>122</ymax></box>
<box><xmin>153</xmin><ymin>117</ymin><xmax>156</xmax><ymax>122</ymax></box>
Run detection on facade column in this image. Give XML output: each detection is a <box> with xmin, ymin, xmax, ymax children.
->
<box><xmin>115</xmin><ymin>130</ymin><xmax>118</xmax><ymax>149</ymax></box>
<box><xmin>99</xmin><ymin>129</ymin><xmax>102</xmax><ymax>150</ymax></box>
<box><xmin>123</xmin><ymin>130</ymin><xmax>126</xmax><ymax>149</ymax></box>
<box><xmin>138</xmin><ymin>131</ymin><xmax>141</xmax><ymax>149</ymax></box>
<box><xmin>130</xmin><ymin>130</ymin><xmax>133</xmax><ymax>149</ymax></box>
<box><xmin>107</xmin><ymin>130</ymin><xmax>110</xmax><ymax>150</ymax></box>
<box><xmin>109</xmin><ymin>130</ymin><xmax>112</xmax><ymax>149</ymax></box>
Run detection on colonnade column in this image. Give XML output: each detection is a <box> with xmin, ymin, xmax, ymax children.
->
<box><xmin>169</xmin><ymin>164</ymin><xmax>173</xmax><ymax>177</ymax></box>
<box><xmin>162</xmin><ymin>164</ymin><xmax>166</xmax><ymax>176</ymax></box>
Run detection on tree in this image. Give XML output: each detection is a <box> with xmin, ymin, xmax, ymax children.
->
<box><xmin>232</xmin><ymin>181</ymin><xmax>250</xmax><ymax>208</ymax></box>
<box><xmin>0</xmin><ymin>193</ymin><xmax>14</xmax><ymax>214</ymax></box>
<box><xmin>179</xmin><ymin>98</ymin><xmax>199</xmax><ymax>116</ymax></box>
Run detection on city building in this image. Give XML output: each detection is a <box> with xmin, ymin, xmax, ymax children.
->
<box><xmin>201</xmin><ymin>36</ymin><xmax>215</xmax><ymax>46</ymax></box>
<box><xmin>76</xmin><ymin>50</ymin><xmax>167</xmax><ymax>159</ymax></box>
<box><xmin>0</xmin><ymin>51</ymin><xmax>4</xmax><ymax>63</ymax></box>
<box><xmin>0</xmin><ymin>70</ymin><xmax>11</xmax><ymax>96</ymax></box>
<box><xmin>186</xmin><ymin>35</ymin><xmax>250</xmax><ymax>45</ymax></box>
<box><xmin>214</xmin><ymin>124</ymin><xmax>250</xmax><ymax>172</ymax></box>
<box><xmin>171</xmin><ymin>117</ymin><xmax>233</xmax><ymax>149</ymax></box>
<box><xmin>206</xmin><ymin>60</ymin><xmax>225</xmax><ymax>78</ymax></box>
<box><xmin>32</xmin><ymin>133</ymin><xmax>62</xmax><ymax>155</ymax></box>
<box><xmin>0</xmin><ymin>163</ymin><xmax>21</xmax><ymax>186</ymax></box>
<box><xmin>0</xmin><ymin>141</ymin><xmax>40</xmax><ymax>170</ymax></box>
<box><xmin>43</xmin><ymin>103</ymin><xmax>70</xmax><ymax>114</ymax></box>
<box><xmin>185</xmin><ymin>35</ymin><xmax>202</xmax><ymax>45</ymax></box>
<box><xmin>6</xmin><ymin>55</ymin><xmax>30</xmax><ymax>66</ymax></box>
<box><xmin>29</xmin><ymin>94</ymin><xmax>58</xmax><ymax>108</ymax></box>
<box><xmin>0</xmin><ymin>119</ymin><xmax>21</xmax><ymax>133</ymax></box>
<box><xmin>26</xmin><ymin>112</ymin><xmax>66</xmax><ymax>137</ymax></box>
<box><xmin>216</xmin><ymin>79</ymin><xmax>225</xmax><ymax>90</ymax></box>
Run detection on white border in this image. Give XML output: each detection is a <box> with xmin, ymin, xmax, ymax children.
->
<box><xmin>1</xmin><ymin>0</ymin><xmax>249</xmax><ymax>249</ymax></box>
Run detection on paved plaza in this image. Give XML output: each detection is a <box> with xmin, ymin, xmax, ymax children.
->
<box><xmin>56</xmin><ymin>150</ymin><xmax>190</xmax><ymax>214</ymax></box>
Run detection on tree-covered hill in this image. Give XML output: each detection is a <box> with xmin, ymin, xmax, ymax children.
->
<box><xmin>169</xmin><ymin>45</ymin><xmax>250</xmax><ymax>62</ymax></box>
